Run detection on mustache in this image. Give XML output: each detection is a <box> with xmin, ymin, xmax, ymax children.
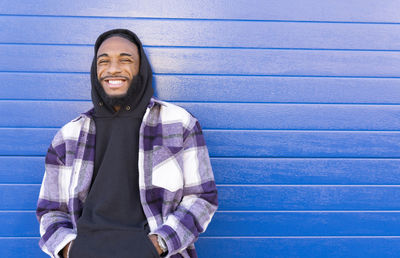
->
<box><xmin>99</xmin><ymin>75</ymin><xmax>130</xmax><ymax>81</ymax></box>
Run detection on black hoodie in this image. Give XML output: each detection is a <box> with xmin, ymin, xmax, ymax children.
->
<box><xmin>68</xmin><ymin>29</ymin><xmax>158</xmax><ymax>258</ymax></box>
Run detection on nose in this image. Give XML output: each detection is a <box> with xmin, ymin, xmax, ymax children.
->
<box><xmin>107</xmin><ymin>59</ymin><xmax>122</xmax><ymax>74</ymax></box>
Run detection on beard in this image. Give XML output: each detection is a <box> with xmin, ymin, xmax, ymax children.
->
<box><xmin>96</xmin><ymin>75</ymin><xmax>140</xmax><ymax>108</ymax></box>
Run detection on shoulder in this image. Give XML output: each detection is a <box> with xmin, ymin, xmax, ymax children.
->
<box><xmin>153</xmin><ymin>99</ymin><xmax>196</xmax><ymax>129</ymax></box>
<box><xmin>53</xmin><ymin>113</ymin><xmax>93</xmax><ymax>144</ymax></box>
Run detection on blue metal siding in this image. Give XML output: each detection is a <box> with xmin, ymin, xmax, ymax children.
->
<box><xmin>1</xmin><ymin>1</ymin><xmax>400</xmax><ymax>257</ymax></box>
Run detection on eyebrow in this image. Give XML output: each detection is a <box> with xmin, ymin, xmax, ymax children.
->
<box><xmin>97</xmin><ymin>53</ymin><xmax>133</xmax><ymax>59</ymax></box>
<box><xmin>120</xmin><ymin>53</ymin><xmax>133</xmax><ymax>57</ymax></box>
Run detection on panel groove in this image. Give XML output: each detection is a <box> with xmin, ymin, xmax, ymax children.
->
<box><xmin>7</xmin><ymin>43</ymin><xmax>400</xmax><ymax>52</ymax></box>
<box><xmin>3</xmin><ymin>127</ymin><xmax>400</xmax><ymax>133</ymax></box>
<box><xmin>4</xmin><ymin>99</ymin><xmax>400</xmax><ymax>106</ymax></box>
<box><xmin>4</xmin><ymin>70</ymin><xmax>400</xmax><ymax>79</ymax></box>
<box><xmin>206</xmin><ymin>236</ymin><xmax>400</xmax><ymax>239</ymax></box>
<box><xmin>6</xmin><ymin>183</ymin><xmax>400</xmax><ymax>187</ymax></box>
<box><xmin>3</xmin><ymin>14</ymin><xmax>400</xmax><ymax>25</ymax></box>
<box><xmin>155</xmin><ymin>74</ymin><xmax>400</xmax><ymax>79</ymax></box>
<box><xmin>4</xmin><ymin>100</ymin><xmax>400</xmax><ymax>105</ymax></box>
<box><xmin>0</xmin><ymin>155</ymin><xmax>45</xmax><ymax>157</ymax></box>
<box><xmin>5</xmin><ymin>42</ymin><xmax>400</xmax><ymax>52</ymax></box>
<box><xmin>4</xmin><ymin>210</ymin><xmax>400</xmax><ymax>213</ymax></box>
<box><xmin>217</xmin><ymin>184</ymin><xmax>400</xmax><ymax>187</ymax></box>
<box><xmin>4</xmin><ymin>156</ymin><xmax>400</xmax><ymax>159</ymax></box>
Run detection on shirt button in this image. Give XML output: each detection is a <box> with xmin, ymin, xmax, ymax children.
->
<box><xmin>98</xmin><ymin>101</ymin><xmax>103</xmax><ymax>106</ymax></box>
<box><xmin>125</xmin><ymin>105</ymin><xmax>131</xmax><ymax>111</ymax></box>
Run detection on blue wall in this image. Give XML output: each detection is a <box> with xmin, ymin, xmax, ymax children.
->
<box><xmin>2</xmin><ymin>1</ymin><xmax>400</xmax><ymax>257</ymax></box>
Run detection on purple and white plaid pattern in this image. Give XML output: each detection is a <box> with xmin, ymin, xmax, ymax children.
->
<box><xmin>36</xmin><ymin>98</ymin><xmax>218</xmax><ymax>258</ymax></box>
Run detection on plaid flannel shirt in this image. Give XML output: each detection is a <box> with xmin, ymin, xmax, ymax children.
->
<box><xmin>36</xmin><ymin>98</ymin><xmax>218</xmax><ymax>258</ymax></box>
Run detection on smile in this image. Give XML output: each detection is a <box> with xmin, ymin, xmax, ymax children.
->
<box><xmin>108</xmin><ymin>79</ymin><xmax>124</xmax><ymax>85</ymax></box>
<box><xmin>104</xmin><ymin>78</ymin><xmax>127</xmax><ymax>88</ymax></box>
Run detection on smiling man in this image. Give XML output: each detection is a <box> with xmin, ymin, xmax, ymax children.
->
<box><xmin>36</xmin><ymin>29</ymin><xmax>218</xmax><ymax>258</ymax></box>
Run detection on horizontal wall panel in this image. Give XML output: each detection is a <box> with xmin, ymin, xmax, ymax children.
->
<box><xmin>3</xmin><ymin>45</ymin><xmax>400</xmax><ymax>77</ymax></box>
<box><xmin>3</xmin><ymin>157</ymin><xmax>400</xmax><ymax>185</ymax></box>
<box><xmin>3</xmin><ymin>185</ymin><xmax>400</xmax><ymax>211</ymax></box>
<box><xmin>3</xmin><ymin>16</ymin><xmax>400</xmax><ymax>50</ymax></box>
<box><xmin>0</xmin><ymin>72</ymin><xmax>91</xmax><ymax>100</ymax></box>
<box><xmin>0</xmin><ymin>238</ymin><xmax>45</xmax><ymax>258</ymax></box>
<box><xmin>0</xmin><ymin>45</ymin><xmax>91</xmax><ymax>73</ymax></box>
<box><xmin>0</xmin><ymin>237</ymin><xmax>399</xmax><ymax>258</ymax></box>
<box><xmin>2</xmin><ymin>0</ymin><xmax>400</xmax><ymax>23</ymax></box>
<box><xmin>196</xmin><ymin>238</ymin><xmax>400</xmax><ymax>258</ymax></box>
<box><xmin>155</xmin><ymin>76</ymin><xmax>400</xmax><ymax>104</ymax></box>
<box><xmin>0</xmin><ymin>128</ymin><xmax>54</xmax><ymax>156</ymax></box>
<box><xmin>178</xmin><ymin>103</ymin><xmax>400</xmax><ymax>130</ymax></box>
<box><xmin>2</xmin><ymin>129</ymin><xmax>400</xmax><ymax>158</ymax></box>
<box><xmin>0</xmin><ymin>237</ymin><xmax>398</xmax><ymax>258</ymax></box>
<box><xmin>0</xmin><ymin>185</ymin><xmax>40</xmax><ymax>210</ymax></box>
<box><xmin>0</xmin><ymin>101</ymin><xmax>92</xmax><ymax>127</ymax></box>
<box><xmin>132</xmin><ymin>48</ymin><xmax>400</xmax><ymax>77</ymax></box>
<box><xmin>3</xmin><ymin>101</ymin><xmax>400</xmax><ymax>130</ymax></box>
<box><xmin>1</xmin><ymin>212</ymin><xmax>37</xmax><ymax>237</ymax></box>
<box><xmin>212</xmin><ymin>158</ymin><xmax>400</xmax><ymax>185</ymax></box>
<box><xmin>0</xmin><ymin>157</ymin><xmax>44</xmax><ymax>184</ymax></box>
<box><xmin>206</xmin><ymin>211</ymin><xmax>400</xmax><ymax>236</ymax></box>
<box><xmin>3</xmin><ymin>73</ymin><xmax>400</xmax><ymax>104</ymax></box>
<box><xmin>206</xmin><ymin>130</ymin><xmax>400</xmax><ymax>158</ymax></box>
<box><xmin>5</xmin><ymin>211</ymin><xmax>400</xmax><ymax>237</ymax></box>
<box><xmin>218</xmin><ymin>186</ymin><xmax>400</xmax><ymax>211</ymax></box>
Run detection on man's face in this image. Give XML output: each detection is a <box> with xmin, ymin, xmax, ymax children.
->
<box><xmin>96</xmin><ymin>36</ymin><xmax>140</xmax><ymax>98</ymax></box>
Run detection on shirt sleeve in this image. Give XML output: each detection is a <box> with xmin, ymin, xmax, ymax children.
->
<box><xmin>36</xmin><ymin>130</ymin><xmax>77</xmax><ymax>258</ymax></box>
<box><xmin>151</xmin><ymin>118</ymin><xmax>218</xmax><ymax>256</ymax></box>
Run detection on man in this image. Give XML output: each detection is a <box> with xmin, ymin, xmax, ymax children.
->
<box><xmin>36</xmin><ymin>29</ymin><xmax>218</xmax><ymax>258</ymax></box>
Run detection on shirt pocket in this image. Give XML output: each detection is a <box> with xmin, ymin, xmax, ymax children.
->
<box><xmin>152</xmin><ymin>145</ymin><xmax>183</xmax><ymax>192</ymax></box>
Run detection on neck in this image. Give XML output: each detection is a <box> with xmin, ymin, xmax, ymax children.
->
<box><xmin>113</xmin><ymin>105</ymin><xmax>121</xmax><ymax>112</ymax></box>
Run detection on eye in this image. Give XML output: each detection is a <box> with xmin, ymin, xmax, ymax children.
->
<box><xmin>98</xmin><ymin>59</ymin><xmax>109</xmax><ymax>65</ymax></box>
<box><xmin>121</xmin><ymin>59</ymin><xmax>132</xmax><ymax>63</ymax></box>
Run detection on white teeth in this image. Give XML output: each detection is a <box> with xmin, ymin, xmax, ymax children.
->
<box><xmin>108</xmin><ymin>80</ymin><xmax>123</xmax><ymax>85</ymax></box>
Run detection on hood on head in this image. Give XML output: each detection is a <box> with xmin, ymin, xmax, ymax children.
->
<box><xmin>90</xmin><ymin>29</ymin><xmax>154</xmax><ymax>114</ymax></box>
